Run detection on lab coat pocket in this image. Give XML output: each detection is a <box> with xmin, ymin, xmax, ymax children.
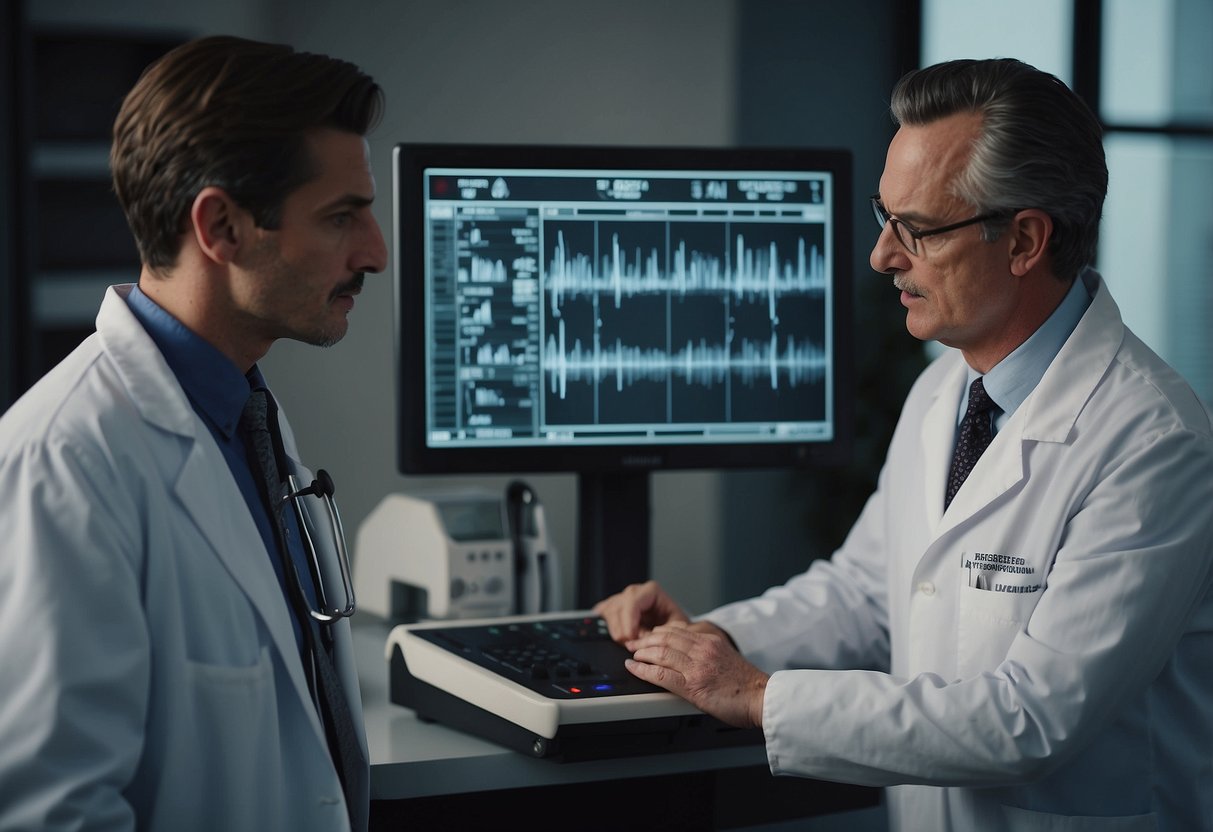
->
<box><xmin>171</xmin><ymin>648</ymin><xmax>279</xmax><ymax>820</ymax></box>
<box><xmin>179</xmin><ymin>579</ymin><xmax>263</xmax><ymax>667</ymax></box>
<box><xmin>184</xmin><ymin>646</ymin><xmax>274</xmax><ymax>721</ymax></box>
<box><xmin>956</xmin><ymin>580</ymin><xmax>1039</xmax><ymax>678</ymax></box>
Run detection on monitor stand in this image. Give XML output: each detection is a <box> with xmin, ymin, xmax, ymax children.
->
<box><xmin>575</xmin><ymin>471</ymin><xmax>651</xmax><ymax>608</ymax></box>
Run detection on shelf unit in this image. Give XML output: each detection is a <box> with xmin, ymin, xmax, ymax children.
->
<box><xmin>22</xmin><ymin>28</ymin><xmax>184</xmax><ymax>383</ymax></box>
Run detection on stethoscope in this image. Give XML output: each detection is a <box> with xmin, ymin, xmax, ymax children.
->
<box><xmin>284</xmin><ymin>469</ymin><xmax>356</xmax><ymax>622</ymax></box>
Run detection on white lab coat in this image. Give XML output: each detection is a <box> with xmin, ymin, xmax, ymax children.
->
<box><xmin>0</xmin><ymin>285</ymin><xmax>369</xmax><ymax>831</ymax></box>
<box><xmin>708</xmin><ymin>272</ymin><xmax>1213</xmax><ymax>831</ymax></box>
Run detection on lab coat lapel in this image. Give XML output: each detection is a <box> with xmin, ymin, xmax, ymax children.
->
<box><xmin>916</xmin><ymin>349</ymin><xmax>1029</xmax><ymax>542</ymax></box>
<box><xmin>933</xmin><ymin>272</ymin><xmax>1119</xmax><ymax>538</ymax></box>
<box><xmin>935</xmin><ymin>413</ymin><xmax>1026</xmax><ymax>535</ymax></box>
<box><xmin>929</xmin><ymin>363</ymin><xmax>1031</xmax><ymax>537</ymax></box>
<box><xmin>1019</xmin><ymin>273</ymin><xmax>1123</xmax><ymax>446</ymax></box>
<box><xmin>95</xmin><ymin>285</ymin><xmax>324</xmax><ymax>739</ymax></box>
<box><xmin>172</xmin><ymin>442</ymin><xmax>316</xmax><ymax>711</ymax></box>
<box><xmin>920</xmin><ymin>359</ymin><xmax>967</xmax><ymax>536</ymax></box>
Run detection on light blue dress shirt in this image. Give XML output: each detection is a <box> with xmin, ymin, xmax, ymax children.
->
<box><xmin>958</xmin><ymin>270</ymin><xmax>1094</xmax><ymax>430</ymax></box>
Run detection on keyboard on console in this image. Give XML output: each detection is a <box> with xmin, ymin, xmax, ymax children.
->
<box><xmin>386</xmin><ymin>612</ymin><xmax>761</xmax><ymax>759</ymax></box>
<box><xmin>413</xmin><ymin>615</ymin><xmax>661</xmax><ymax>698</ymax></box>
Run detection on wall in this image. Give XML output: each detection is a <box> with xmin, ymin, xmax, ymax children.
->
<box><xmin>27</xmin><ymin>0</ymin><xmax>270</xmax><ymax>39</ymax></box>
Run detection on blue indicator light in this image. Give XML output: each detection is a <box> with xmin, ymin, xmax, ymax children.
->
<box><xmin>594</xmin><ymin>684</ymin><xmax>612</xmax><ymax>692</ymax></box>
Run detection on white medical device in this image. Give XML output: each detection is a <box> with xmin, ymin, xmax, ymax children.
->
<box><xmin>355</xmin><ymin>491</ymin><xmax>515</xmax><ymax>620</ymax></box>
<box><xmin>355</xmin><ymin>485</ymin><xmax>562</xmax><ymax>621</ymax></box>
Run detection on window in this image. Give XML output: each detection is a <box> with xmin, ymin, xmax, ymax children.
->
<box><xmin>921</xmin><ymin>0</ymin><xmax>1213</xmax><ymax>403</ymax></box>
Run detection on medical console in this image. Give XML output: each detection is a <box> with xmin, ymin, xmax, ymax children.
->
<box><xmin>386</xmin><ymin>612</ymin><xmax>762</xmax><ymax>760</ymax></box>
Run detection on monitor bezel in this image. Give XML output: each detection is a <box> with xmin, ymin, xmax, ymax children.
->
<box><xmin>394</xmin><ymin>142</ymin><xmax>854</xmax><ymax>476</ymax></box>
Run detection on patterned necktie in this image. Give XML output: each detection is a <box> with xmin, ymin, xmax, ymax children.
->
<box><xmin>240</xmin><ymin>389</ymin><xmax>367</xmax><ymax>831</ymax></box>
<box><xmin>945</xmin><ymin>377</ymin><xmax>997</xmax><ymax>510</ymax></box>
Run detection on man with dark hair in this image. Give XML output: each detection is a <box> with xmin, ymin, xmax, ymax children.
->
<box><xmin>596</xmin><ymin>59</ymin><xmax>1213</xmax><ymax>830</ymax></box>
<box><xmin>0</xmin><ymin>36</ymin><xmax>386</xmax><ymax>830</ymax></box>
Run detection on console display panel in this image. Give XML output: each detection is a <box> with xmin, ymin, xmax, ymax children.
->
<box><xmin>395</xmin><ymin>144</ymin><xmax>852</xmax><ymax>476</ymax></box>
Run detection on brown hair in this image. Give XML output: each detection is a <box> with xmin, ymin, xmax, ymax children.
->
<box><xmin>111</xmin><ymin>35</ymin><xmax>383</xmax><ymax>271</ymax></box>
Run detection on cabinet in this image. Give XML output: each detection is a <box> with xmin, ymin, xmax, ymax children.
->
<box><xmin>24</xmin><ymin>28</ymin><xmax>183</xmax><ymax>382</ymax></box>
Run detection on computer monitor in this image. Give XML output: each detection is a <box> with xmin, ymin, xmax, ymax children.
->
<box><xmin>394</xmin><ymin>144</ymin><xmax>853</xmax><ymax>605</ymax></box>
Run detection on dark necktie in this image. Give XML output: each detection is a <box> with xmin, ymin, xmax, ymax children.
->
<box><xmin>240</xmin><ymin>389</ymin><xmax>367</xmax><ymax>831</ymax></box>
<box><xmin>945</xmin><ymin>377</ymin><xmax>997</xmax><ymax>510</ymax></box>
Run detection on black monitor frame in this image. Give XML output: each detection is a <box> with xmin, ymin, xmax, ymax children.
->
<box><xmin>394</xmin><ymin>144</ymin><xmax>853</xmax><ymax>604</ymax></box>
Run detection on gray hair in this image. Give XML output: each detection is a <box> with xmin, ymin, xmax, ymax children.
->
<box><xmin>890</xmin><ymin>58</ymin><xmax>1107</xmax><ymax>282</ymax></box>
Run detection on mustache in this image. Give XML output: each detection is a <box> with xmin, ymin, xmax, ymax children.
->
<box><xmin>893</xmin><ymin>274</ymin><xmax>922</xmax><ymax>297</ymax></box>
<box><xmin>330</xmin><ymin>273</ymin><xmax>365</xmax><ymax>300</ymax></box>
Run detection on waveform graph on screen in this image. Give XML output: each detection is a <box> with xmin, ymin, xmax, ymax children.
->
<box><xmin>541</xmin><ymin>215</ymin><xmax>829</xmax><ymax>432</ymax></box>
<box><xmin>450</xmin><ymin>213</ymin><xmax>543</xmax><ymax>440</ymax></box>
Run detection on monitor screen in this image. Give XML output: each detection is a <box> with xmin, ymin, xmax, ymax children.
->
<box><xmin>394</xmin><ymin>144</ymin><xmax>853</xmax><ymax>477</ymax></box>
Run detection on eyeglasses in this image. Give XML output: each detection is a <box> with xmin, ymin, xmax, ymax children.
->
<box><xmin>870</xmin><ymin>194</ymin><xmax>1010</xmax><ymax>256</ymax></box>
<box><xmin>285</xmin><ymin>469</ymin><xmax>356</xmax><ymax>621</ymax></box>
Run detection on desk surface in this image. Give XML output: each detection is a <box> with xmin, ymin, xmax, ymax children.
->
<box><xmin>355</xmin><ymin>620</ymin><xmax>771</xmax><ymax>801</ymax></box>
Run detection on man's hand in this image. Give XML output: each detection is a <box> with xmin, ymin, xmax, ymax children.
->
<box><xmin>593</xmin><ymin>580</ymin><xmax>691</xmax><ymax>642</ymax></box>
<box><xmin>624</xmin><ymin>622</ymin><xmax>768</xmax><ymax>730</ymax></box>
